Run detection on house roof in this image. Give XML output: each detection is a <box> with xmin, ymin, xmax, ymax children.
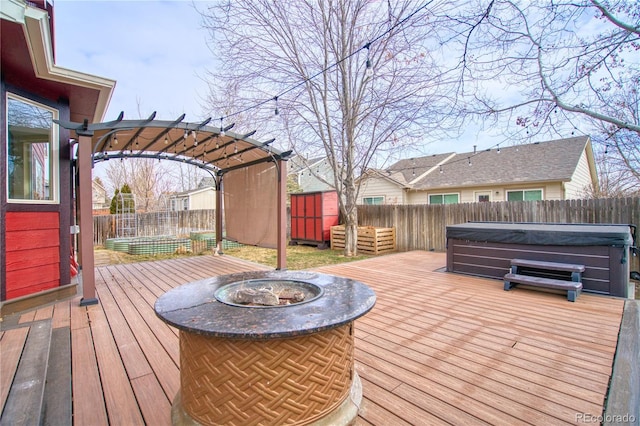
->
<box><xmin>387</xmin><ymin>153</ymin><xmax>456</xmax><ymax>185</ymax></box>
<box><xmin>287</xmin><ymin>155</ymin><xmax>326</xmax><ymax>174</ymax></box>
<box><xmin>379</xmin><ymin>136</ymin><xmax>592</xmax><ymax>190</ymax></box>
<box><xmin>169</xmin><ymin>186</ymin><xmax>215</xmax><ymax>198</ymax></box>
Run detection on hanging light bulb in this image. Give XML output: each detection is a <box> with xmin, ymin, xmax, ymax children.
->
<box><xmin>219</xmin><ymin>117</ymin><xmax>225</xmax><ymax>137</ymax></box>
<box><xmin>193</xmin><ymin>131</ymin><xmax>198</xmax><ymax>146</ymax></box>
<box><xmin>184</xmin><ymin>129</ymin><xmax>189</xmax><ymax>140</ymax></box>
<box><xmin>497</xmin><ymin>145</ymin><xmax>501</xmax><ymax>153</ymax></box>
<box><xmin>439</xmin><ymin>165</ymin><xmax>443</xmax><ymax>174</ymax></box>
<box><xmin>365</xmin><ymin>43</ymin><xmax>373</xmax><ymax>78</ymax></box>
<box><xmin>113</xmin><ymin>133</ymin><xmax>119</xmax><ymax>145</ymax></box>
<box><xmin>274</xmin><ymin>96</ymin><xmax>279</xmax><ymax>116</ymax></box>
<box><xmin>468</xmin><ymin>157</ymin><xmax>472</xmax><ymax>166</ymax></box>
<box><xmin>215</xmin><ymin>139</ymin><xmax>219</xmax><ymax>149</ymax></box>
<box><xmin>164</xmin><ymin>135</ymin><xmax>169</xmax><ymax>145</ymax></box>
<box><xmin>234</xmin><ymin>143</ymin><xmax>238</xmax><ymax>154</ymax></box>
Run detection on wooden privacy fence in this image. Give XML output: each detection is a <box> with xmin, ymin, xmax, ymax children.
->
<box><xmin>357</xmin><ymin>197</ymin><xmax>639</xmax><ymax>272</ymax></box>
<box><xmin>93</xmin><ymin>198</ymin><xmax>639</xmax><ymax>271</ymax></box>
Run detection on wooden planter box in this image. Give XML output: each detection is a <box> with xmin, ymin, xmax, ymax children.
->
<box><xmin>331</xmin><ymin>226</ymin><xmax>396</xmax><ymax>255</ymax></box>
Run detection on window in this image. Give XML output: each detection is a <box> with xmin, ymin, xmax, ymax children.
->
<box><xmin>429</xmin><ymin>193</ymin><xmax>459</xmax><ymax>204</ymax></box>
<box><xmin>7</xmin><ymin>94</ymin><xmax>58</xmax><ymax>203</ymax></box>
<box><xmin>182</xmin><ymin>198</ymin><xmax>189</xmax><ymax>210</ymax></box>
<box><xmin>507</xmin><ymin>189</ymin><xmax>543</xmax><ymax>202</ymax></box>
<box><xmin>363</xmin><ymin>196</ymin><xmax>384</xmax><ymax>205</ymax></box>
<box><xmin>476</xmin><ymin>191</ymin><xmax>491</xmax><ymax>202</ymax></box>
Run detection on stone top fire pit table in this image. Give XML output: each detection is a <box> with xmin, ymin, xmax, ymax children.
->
<box><xmin>155</xmin><ymin>270</ymin><xmax>376</xmax><ymax>426</ymax></box>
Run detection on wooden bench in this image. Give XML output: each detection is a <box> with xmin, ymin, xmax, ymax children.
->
<box><xmin>504</xmin><ymin>259</ymin><xmax>585</xmax><ymax>302</ymax></box>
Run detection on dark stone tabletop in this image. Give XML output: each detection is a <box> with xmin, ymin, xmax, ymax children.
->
<box><xmin>154</xmin><ymin>270</ymin><xmax>376</xmax><ymax>340</ymax></box>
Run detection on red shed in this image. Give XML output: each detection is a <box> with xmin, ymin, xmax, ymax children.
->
<box><xmin>290</xmin><ymin>191</ymin><xmax>339</xmax><ymax>248</ymax></box>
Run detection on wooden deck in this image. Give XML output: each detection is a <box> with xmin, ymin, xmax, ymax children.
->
<box><xmin>1</xmin><ymin>251</ymin><xmax>626</xmax><ymax>425</ymax></box>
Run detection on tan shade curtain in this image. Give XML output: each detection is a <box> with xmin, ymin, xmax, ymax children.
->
<box><xmin>223</xmin><ymin>162</ymin><xmax>278</xmax><ymax>248</ymax></box>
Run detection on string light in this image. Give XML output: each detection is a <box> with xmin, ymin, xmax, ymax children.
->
<box><xmin>212</xmin><ymin>1</ymin><xmax>433</xmax><ymax>127</ymax></box>
<box><xmin>164</xmin><ymin>135</ymin><xmax>169</xmax><ymax>145</ymax></box>
<box><xmin>439</xmin><ymin>165</ymin><xmax>443</xmax><ymax>173</ymax></box>
<box><xmin>193</xmin><ymin>131</ymin><xmax>198</xmax><ymax>146</ymax></box>
<box><xmin>274</xmin><ymin>96</ymin><xmax>279</xmax><ymax>116</ymax></box>
<box><xmin>497</xmin><ymin>144</ymin><xmax>501</xmax><ymax>153</ymax></box>
<box><xmin>113</xmin><ymin>133</ymin><xmax>118</xmax><ymax>145</ymax></box>
<box><xmin>468</xmin><ymin>157</ymin><xmax>472</xmax><ymax>166</ymax></box>
<box><xmin>365</xmin><ymin>43</ymin><xmax>373</xmax><ymax>78</ymax></box>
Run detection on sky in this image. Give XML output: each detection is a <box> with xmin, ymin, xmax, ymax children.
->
<box><xmin>52</xmin><ymin>0</ymin><xmax>603</xmax><ymax>178</ymax></box>
<box><xmin>53</xmin><ymin>0</ymin><xmax>495</xmax><ymax>160</ymax></box>
<box><xmin>55</xmin><ymin>0</ymin><xmax>215</xmax><ymax>123</ymax></box>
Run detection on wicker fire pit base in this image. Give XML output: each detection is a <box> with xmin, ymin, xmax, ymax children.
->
<box><xmin>173</xmin><ymin>324</ymin><xmax>359</xmax><ymax>425</ymax></box>
<box><xmin>154</xmin><ymin>271</ymin><xmax>376</xmax><ymax>426</ymax></box>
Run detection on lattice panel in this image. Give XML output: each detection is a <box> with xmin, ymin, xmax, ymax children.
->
<box><xmin>180</xmin><ymin>325</ymin><xmax>354</xmax><ymax>425</ymax></box>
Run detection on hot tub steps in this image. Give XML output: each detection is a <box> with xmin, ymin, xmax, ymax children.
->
<box><xmin>504</xmin><ymin>258</ymin><xmax>585</xmax><ymax>302</ymax></box>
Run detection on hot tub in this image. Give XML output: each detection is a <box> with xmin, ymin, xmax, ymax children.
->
<box><xmin>446</xmin><ymin>222</ymin><xmax>635</xmax><ymax>298</ymax></box>
<box><xmin>155</xmin><ymin>270</ymin><xmax>376</xmax><ymax>425</ymax></box>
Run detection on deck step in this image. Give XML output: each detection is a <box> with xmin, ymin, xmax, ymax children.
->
<box><xmin>0</xmin><ymin>320</ymin><xmax>52</xmax><ymax>425</ymax></box>
<box><xmin>504</xmin><ymin>273</ymin><xmax>582</xmax><ymax>302</ymax></box>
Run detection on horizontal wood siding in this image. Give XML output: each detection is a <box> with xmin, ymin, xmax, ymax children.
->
<box><xmin>565</xmin><ymin>151</ymin><xmax>593</xmax><ymax>199</ymax></box>
<box><xmin>5</xmin><ymin>212</ymin><xmax>60</xmax><ymax>299</ymax></box>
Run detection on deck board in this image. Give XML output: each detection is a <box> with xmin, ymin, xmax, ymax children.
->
<box><xmin>0</xmin><ymin>327</ymin><xmax>29</xmax><ymax>410</ymax></box>
<box><xmin>0</xmin><ymin>251</ymin><xmax>626</xmax><ymax>425</ymax></box>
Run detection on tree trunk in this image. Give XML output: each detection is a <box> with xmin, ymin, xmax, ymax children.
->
<box><xmin>344</xmin><ymin>212</ymin><xmax>358</xmax><ymax>257</ymax></box>
<box><xmin>342</xmin><ymin>177</ymin><xmax>358</xmax><ymax>257</ymax></box>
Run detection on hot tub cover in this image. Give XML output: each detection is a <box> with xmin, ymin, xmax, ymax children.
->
<box><xmin>446</xmin><ymin>222</ymin><xmax>633</xmax><ymax>247</ymax></box>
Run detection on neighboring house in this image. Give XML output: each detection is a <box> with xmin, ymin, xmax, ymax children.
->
<box><xmin>92</xmin><ymin>179</ymin><xmax>109</xmax><ymax>211</ymax></box>
<box><xmin>358</xmin><ymin>136</ymin><xmax>598</xmax><ymax>205</ymax></box>
<box><xmin>288</xmin><ymin>155</ymin><xmax>335</xmax><ymax>192</ymax></box>
<box><xmin>168</xmin><ymin>178</ymin><xmax>216</xmax><ymax>211</ymax></box>
<box><xmin>1</xmin><ymin>0</ymin><xmax>116</xmax><ymax>302</ymax></box>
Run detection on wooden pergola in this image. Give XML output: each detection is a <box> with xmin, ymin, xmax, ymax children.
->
<box><xmin>55</xmin><ymin>112</ymin><xmax>291</xmax><ymax>306</ymax></box>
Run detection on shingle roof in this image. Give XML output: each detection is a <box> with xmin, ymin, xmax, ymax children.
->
<box><xmin>387</xmin><ymin>153</ymin><xmax>455</xmax><ymax>184</ymax></box>
<box><xmin>287</xmin><ymin>155</ymin><xmax>326</xmax><ymax>174</ymax></box>
<box><xmin>388</xmin><ymin>136</ymin><xmax>590</xmax><ymax>190</ymax></box>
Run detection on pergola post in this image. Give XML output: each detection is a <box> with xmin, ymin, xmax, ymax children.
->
<box><xmin>77</xmin><ymin>133</ymin><xmax>98</xmax><ymax>306</ymax></box>
<box><xmin>276</xmin><ymin>158</ymin><xmax>287</xmax><ymax>270</ymax></box>
<box><xmin>215</xmin><ymin>174</ymin><xmax>224</xmax><ymax>255</ymax></box>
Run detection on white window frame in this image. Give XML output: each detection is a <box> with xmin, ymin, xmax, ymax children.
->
<box><xmin>6</xmin><ymin>93</ymin><xmax>59</xmax><ymax>204</ymax></box>
<box><xmin>362</xmin><ymin>196</ymin><xmax>384</xmax><ymax>205</ymax></box>
<box><xmin>506</xmin><ymin>188</ymin><xmax>544</xmax><ymax>202</ymax></box>
<box><xmin>428</xmin><ymin>193</ymin><xmax>460</xmax><ymax>205</ymax></box>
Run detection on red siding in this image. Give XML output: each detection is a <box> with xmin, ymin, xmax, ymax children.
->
<box><xmin>5</xmin><ymin>212</ymin><xmax>60</xmax><ymax>299</ymax></box>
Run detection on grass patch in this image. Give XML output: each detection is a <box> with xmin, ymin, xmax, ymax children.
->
<box><xmin>93</xmin><ymin>246</ymin><xmax>210</xmax><ymax>265</ymax></box>
<box><xmin>221</xmin><ymin>244</ymin><xmax>371</xmax><ymax>270</ymax></box>
<box><xmin>94</xmin><ymin>243</ymin><xmax>372</xmax><ymax>269</ymax></box>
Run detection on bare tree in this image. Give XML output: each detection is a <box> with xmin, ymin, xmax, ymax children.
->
<box><xmin>438</xmin><ymin>0</ymin><xmax>639</xmax><ymax>193</ymax></box>
<box><xmin>201</xmin><ymin>0</ymin><xmax>459</xmax><ymax>255</ymax></box>
<box><xmin>103</xmin><ymin>158</ymin><xmax>185</xmax><ymax>212</ymax></box>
